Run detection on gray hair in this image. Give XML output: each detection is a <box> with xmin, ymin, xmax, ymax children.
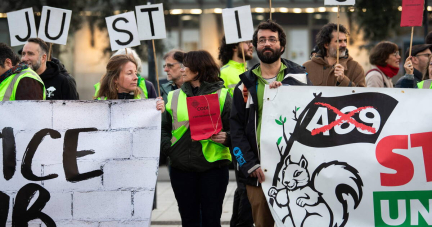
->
<box><xmin>112</xmin><ymin>48</ymin><xmax>142</xmax><ymax>72</ymax></box>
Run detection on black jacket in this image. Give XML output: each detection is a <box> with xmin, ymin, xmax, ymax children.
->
<box><xmin>395</xmin><ymin>68</ymin><xmax>422</xmax><ymax>88</ymax></box>
<box><xmin>161</xmin><ymin>80</ymin><xmax>232</xmax><ymax>172</ymax></box>
<box><xmin>230</xmin><ymin>58</ymin><xmax>311</xmax><ymax>186</ymax></box>
<box><xmin>40</xmin><ymin>59</ymin><xmax>79</xmax><ymax>100</ymax></box>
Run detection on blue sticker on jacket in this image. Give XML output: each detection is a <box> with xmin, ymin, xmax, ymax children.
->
<box><xmin>233</xmin><ymin>147</ymin><xmax>246</xmax><ymax>166</ymax></box>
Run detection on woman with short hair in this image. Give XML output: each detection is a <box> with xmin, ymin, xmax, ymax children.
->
<box><xmin>161</xmin><ymin>50</ymin><xmax>232</xmax><ymax>226</ymax></box>
<box><xmin>366</xmin><ymin>41</ymin><xmax>401</xmax><ymax>88</ymax></box>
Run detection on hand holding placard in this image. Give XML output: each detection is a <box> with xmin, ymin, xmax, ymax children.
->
<box><xmin>7</xmin><ymin>8</ymin><xmax>37</xmax><ymax>46</ymax></box>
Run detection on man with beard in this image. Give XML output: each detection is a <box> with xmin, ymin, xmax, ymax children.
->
<box><xmin>218</xmin><ymin>36</ymin><xmax>254</xmax><ymax>227</ymax></box>
<box><xmin>303</xmin><ymin>23</ymin><xmax>365</xmax><ymax>87</ymax></box>
<box><xmin>230</xmin><ymin>20</ymin><xmax>311</xmax><ymax>227</ymax></box>
<box><xmin>21</xmin><ymin>38</ymin><xmax>79</xmax><ymax>100</ymax></box>
<box><xmin>218</xmin><ymin>37</ymin><xmax>253</xmax><ymax>96</ymax></box>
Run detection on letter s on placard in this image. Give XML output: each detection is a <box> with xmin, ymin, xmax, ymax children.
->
<box><xmin>113</xmin><ymin>17</ymin><xmax>133</xmax><ymax>46</ymax></box>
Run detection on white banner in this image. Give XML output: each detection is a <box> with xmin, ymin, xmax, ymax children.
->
<box><xmin>261</xmin><ymin>86</ymin><xmax>432</xmax><ymax>227</ymax></box>
<box><xmin>0</xmin><ymin>100</ymin><xmax>160</xmax><ymax>226</ymax></box>
<box><xmin>105</xmin><ymin>12</ymin><xmax>141</xmax><ymax>51</ymax></box>
<box><xmin>7</xmin><ymin>8</ymin><xmax>38</xmax><ymax>46</ymax></box>
<box><xmin>38</xmin><ymin>6</ymin><xmax>72</xmax><ymax>45</ymax></box>
<box><xmin>222</xmin><ymin>5</ymin><xmax>254</xmax><ymax>44</ymax></box>
<box><xmin>135</xmin><ymin>4</ymin><xmax>167</xmax><ymax>40</ymax></box>
<box><xmin>324</xmin><ymin>0</ymin><xmax>355</xmax><ymax>5</ymax></box>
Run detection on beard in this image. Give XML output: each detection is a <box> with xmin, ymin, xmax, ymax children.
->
<box><xmin>30</xmin><ymin>57</ymin><xmax>42</xmax><ymax>72</ymax></box>
<box><xmin>328</xmin><ymin>46</ymin><xmax>346</xmax><ymax>58</ymax></box>
<box><xmin>257</xmin><ymin>47</ymin><xmax>282</xmax><ymax>64</ymax></box>
<box><xmin>237</xmin><ymin>47</ymin><xmax>253</xmax><ymax>60</ymax></box>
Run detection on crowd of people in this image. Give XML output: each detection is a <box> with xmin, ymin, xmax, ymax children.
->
<box><xmin>1</xmin><ymin>19</ymin><xmax>432</xmax><ymax>226</ymax></box>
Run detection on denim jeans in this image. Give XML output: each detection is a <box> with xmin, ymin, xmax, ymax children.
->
<box><xmin>170</xmin><ymin>166</ymin><xmax>229</xmax><ymax>227</ymax></box>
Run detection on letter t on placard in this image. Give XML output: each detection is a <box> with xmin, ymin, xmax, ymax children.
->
<box><xmin>136</xmin><ymin>4</ymin><xmax>167</xmax><ymax>41</ymax></box>
<box><xmin>222</xmin><ymin>5</ymin><xmax>254</xmax><ymax>44</ymax></box>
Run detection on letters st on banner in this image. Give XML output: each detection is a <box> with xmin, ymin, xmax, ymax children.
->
<box><xmin>187</xmin><ymin>94</ymin><xmax>222</xmax><ymax>141</ymax></box>
<box><xmin>0</xmin><ymin>100</ymin><xmax>160</xmax><ymax>226</ymax></box>
<box><xmin>259</xmin><ymin>86</ymin><xmax>432</xmax><ymax>227</ymax></box>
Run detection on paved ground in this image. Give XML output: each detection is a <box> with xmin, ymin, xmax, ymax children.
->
<box><xmin>151</xmin><ymin>166</ymin><xmax>236</xmax><ymax>226</ymax></box>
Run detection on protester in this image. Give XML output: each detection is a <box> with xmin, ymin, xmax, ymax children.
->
<box><xmin>95</xmin><ymin>55</ymin><xmax>164</xmax><ymax>111</ymax></box>
<box><xmin>94</xmin><ymin>48</ymin><xmax>157</xmax><ymax>99</ymax></box>
<box><xmin>395</xmin><ymin>44</ymin><xmax>432</xmax><ymax>88</ymax></box>
<box><xmin>21</xmin><ymin>38</ymin><xmax>79</xmax><ymax>100</ymax></box>
<box><xmin>417</xmin><ymin>56</ymin><xmax>432</xmax><ymax>89</ymax></box>
<box><xmin>161</xmin><ymin>50</ymin><xmax>232</xmax><ymax>226</ymax></box>
<box><xmin>0</xmin><ymin>43</ymin><xmax>45</xmax><ymax>101</ymax></box>
<box><xmin>160</xmin><ymin>49</ymin><xmax>185</xmax><ymax>103</ymax></box>
<box><xmin>230</xmin><ymin>20</ymin><xmax>311</xmax><ymax>227</ymax></box>
<box><xmin>218</xmin><ymin>36</ymin><xmax>253</xmax><ymax>96</ymax></box>
<box><xmin>218</xmin><ymin>36</ymin><xmax>254</xmax><ymax>227</ymax></box>
<box><xmin>303</xmin><ymin>23</ymin><xmax>365</xmax><ymax>87</ymax></box>
<box><xmin>365</xmin><ymin>41</ymin><xmax>401</xmax><ymax>88</ymax></box>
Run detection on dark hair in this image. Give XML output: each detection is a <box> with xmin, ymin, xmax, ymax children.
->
<box><xmin>27</xmin><ymin>38</ymin><xmax>49</xmax><ymax>55</ymax></box>
<box><xmin>369</xmin><ymin>41</ymin><xmax>399</xmax><ymax>67</ymax></box>
<box><xmin>252</xmin><ymin>20</ymin><xmax>286</xmax><ymax>54</ymax></box>
<box><xmin>0</xmin><ymin>43</ymin><xmax>17</xmax><ymax>68</ymax></box>
<box><xmin>96</xmin><ymin>55</ymin><xmax>140</xmax><ymax>99</ymax></box>
<box><xmin>183</xmin><ymin>50</ymin><xmax>220</xmax><ymax>83</ymax></box>
<box><xmin>163</xmin><ymin>49</ymin><xmax>185</xmax><ymax>63</ymax></box>
<box><xmin>423</xmin><ymin>55</ymin><xmax>432</xmax><ymax>80</ymax></box>
<box><xmin>316</xmin><ymin>23</ymin><xmax>349</xmax><ymax>57</ymax></box>
<box><xmin>218</xmin><ymin>36</ymin><xmax>238</xmax><ymax>65</ymax></box>
<box><xmin>426</xmin><ymin>31</ymin><xmax>432</xmax><ymax>44</ymax></box>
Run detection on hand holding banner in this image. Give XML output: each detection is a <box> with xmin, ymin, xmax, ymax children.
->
<box><xmin>38</xmin><ymin>6</ymin><xmax>72</xmax><ymax>45</ymax></box>
<box><xmin>187</xmin><ymin>94</ymin><xmax>222</xmax><ymax>141</ymax></box>
<box><xmin>222</xmin><ymin>5</ymin><xmax>254</xmax><ymax>44</ymax></box>
<box><xmin>7</xmin><ymin>8</ymin><xmax>37</xmax><ymax>46</ymax></box>
<box><xmin>401</xmin><ymin>0</ymin><xmax>425</xmax><ymax>27</ymax></box>
<box><xmin>105</xmin><ymin>12</ymin><xmax>141</xmax><ymax>51</ymax></box>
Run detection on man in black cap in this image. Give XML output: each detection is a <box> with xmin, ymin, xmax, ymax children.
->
<box><xmin>396</xmin><ymin>44</ymin><xmax>432</xmax><ymax>88</ymax></box>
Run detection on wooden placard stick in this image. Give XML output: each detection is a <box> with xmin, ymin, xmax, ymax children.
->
<box><xmin>269</xmin><ymin>0</ymin><xmax>272</xmax><ymax>20</ymax></box>
<box><xmin>152</xmin><ymin>39</ymin><xmax>161</xmax><ymax>97</ymax></box>
<box><xmin>48</xmin><ymin>43</ymin><xmax>53</xmax><ymax>61</ymax></box>
<box><xmin>241</xmin><ymin>42</ymin><xmax>246</xmax><ymax>72</ymax></box>
<box><xmin>409</xmin><ymin>26</ymin><xmax>414</xmax><ymax>57</ymax></box>
<box><xmin>125</xmin><ymin>48</ymin><xmax>128</xmax><ymax>55</ymax></box>
<box><xmin>336</xmin><ymin>5</ymin><xmax>340</xmax><ymax>65</ymax></box>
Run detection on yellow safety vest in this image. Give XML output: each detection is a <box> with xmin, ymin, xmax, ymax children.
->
<box><xmin>0</xmin><ymin>68</ymin><xmax>46</xmax><ymax>101</ymax></box>
<box><xmin>417</xmin><ymin>80</ymin><xmax>432</xmax><ymax>89</ymax></box>
<box><xmin>166</xmin><ymin>88</ymin><xmax>232</xmax><ymax>163</ymax></box>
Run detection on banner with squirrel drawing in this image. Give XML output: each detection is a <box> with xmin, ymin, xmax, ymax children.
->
<box><xmin>260</xmin><ymin>86</ymin><xmax>432</xmax><ymax>227</ymax></box>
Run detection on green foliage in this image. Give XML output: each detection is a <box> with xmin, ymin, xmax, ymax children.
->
<box><xmin>276</xmin><ymin>116</ymin><xmax>287</xmax><ymax>125</ymax></box>
<box><xmin>349</xmin><ymin>0</ymin><xmax>402</xmax><ymax>42</ymax></box>
<box><xmin>296</xmin><ymin>107</ymin><xmax>300</xmax><ymax>112</ymax></box>
<box><xmin>275</xmin><ymin>119</ymin><xmax>283</xmax><ymax>125</ymax></box>
<box><xmin>277</xmin><ymin>137</ymin><xmax>282</xmax><ymax>146</ymax></box>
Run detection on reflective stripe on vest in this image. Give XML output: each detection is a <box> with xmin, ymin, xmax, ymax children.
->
<box><xmin>419</xmin><ymin>80</ymin><xmax>432</xmax><ymax>89</ymax></box>
<box><xmin>166</xmin><ymin>88</ymin><xmax>231</xmax><ymax>163</ymax></box>
<box><xmin>0</xmin><ymin>68</ymin><xmax>45</xmax><ymax>101</ymax></box>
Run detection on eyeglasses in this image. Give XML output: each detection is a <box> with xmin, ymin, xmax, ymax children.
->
<box><xmin>180</xmin><ymin>63</ymin><xmax>186</xmax><ymax>69</ymax></box>
<box><xmin>392</xmin><ymin>51</ymin><xmax>400</xmax><ymax>56</ymax></box>
<box><xmin>257</xmin><ymin>38</ymin><xmax>279</xmax><ymax>45</ymax></box>
<box><xmin>416</xmin><ymin>53</ymin><xmax>432</xmax><ymax>58</ymax></box>
<box><xmin>163</xmin><ymin>62</ymin><xmax>180</xmax><ymax>69</ymax></box>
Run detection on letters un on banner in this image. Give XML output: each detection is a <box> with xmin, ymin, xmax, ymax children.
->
<box><xmin>259</xmin><ymin>86</ymin><xmax>432</xmax><ymax>227</ymax></box>
<box><xmin>0</xmin><ymin>100</ymin><xmax>161</xmax><ymax>226</ymax></box>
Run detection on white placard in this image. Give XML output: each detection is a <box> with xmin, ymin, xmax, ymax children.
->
<box><xmin>38</xmin><ymin>6</ymin><xmax>72</xmax><ymax>45</ymax></box>
<box><xmin>135</xmin><ymin>4</ymin><xmax>167</xmax><ymax>40</ymax></box>
<box><xmin>7</xmin><ymin>8</ymin><xmax>38</xmax><ymax>46</ymax></box>
<box><xmin>324</xmin><ymin>0</ymin><xmax>355</xmax><ymax>5</ymax></box>
<box><xmin>259</xmin><ymin>86</ymin><xmax>432</xmax><ymax>226</ymax></box>
<box><xmin>105</xmin><ymin>12</ymin><xmax>141</xmax><ymax>51</ymax></box>
<box><xmin>0</xmin><ymin>99</ymin><xmax>160</xmax><ymax>226</ymax></box>
<box><xmin>222</xmin><ymin>5</ymin><xmax>254</xmax><ymax>44</ymax></box>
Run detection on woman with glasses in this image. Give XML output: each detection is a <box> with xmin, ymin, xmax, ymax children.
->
<box><xmin>161</xmin><ymin>50</ymin><xmax>232</xmax><ymax>227</ymax></box>
<box><xmin>95</xmin><ymin>55</ymin><xmax>165</xmax><ymax>111</ymax></box>
<box><xmin>365</xmin><ymin>41</ymin><xmax>401</xmax><ymax>88</ymax></box>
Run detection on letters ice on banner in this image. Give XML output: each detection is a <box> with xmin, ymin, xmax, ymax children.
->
<box><xmin>7</xmin><ymin>8</ymin><xmax>37</xmax><ymax>46</ymax></box>
<box><xmin>135</xmin><ymin>4</ymin><xmax>167</xmax><ymax>40</ymax></box>
<box><xmin>324</xmin><ymin>0</ymin><xmax>355</xmax><ymax>5</ymax></box>
<box><xmin>401</xmin><ymin>0</ymin><xmax>425</xmax><ymax>27</ymax></box>
<box><xmin>260</xmin><ymin>86</ymin><xmax>432</xmax><ymax>227</ymax></box>
<box><xmin>38</xmin><ymin>6</ymin><xmax>72</xmax><ymax>45</ymax></box>
<box><xmin>0</xmin><ymin>100</ymin><xmax>160</xmax><ymax>226</ymax></box>
<box><xmin>106</xmin><ymin>12</ymin><xmax>141</xmax><ymax>51</ymax></box>
<box><xmin>222</xmin><ymin>5</ymin><xmax>254</xmax><ymax>44</ymax></box>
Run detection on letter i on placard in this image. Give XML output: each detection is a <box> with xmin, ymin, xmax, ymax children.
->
<box><xmin>135</xmin><ymin>3</ymin><xmax>167</xmax><ymax>96</ymax></box>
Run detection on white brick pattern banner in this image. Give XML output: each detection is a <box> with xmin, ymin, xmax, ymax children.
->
<box><xmin>0</xmin><ymin>100</ymin><xmax>161</xmax><ymax>226</ymax></box>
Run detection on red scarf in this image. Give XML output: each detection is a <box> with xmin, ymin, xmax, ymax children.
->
<box><xmin>376</xmin><ymin>64</ymin><xmax>399</xmax><ymax>78</ymax></box>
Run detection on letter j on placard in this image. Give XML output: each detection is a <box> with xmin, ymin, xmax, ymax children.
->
<box><xmin>7</xmin><ymin>8</ymin><xmax>38</xmax><ymax>46</ymax></box>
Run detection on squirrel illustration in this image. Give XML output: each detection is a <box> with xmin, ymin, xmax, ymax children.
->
<box><xmin>268</xmin><ymin>155</ymin><xmax>363</xmax><ymax>227</ymax></box>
